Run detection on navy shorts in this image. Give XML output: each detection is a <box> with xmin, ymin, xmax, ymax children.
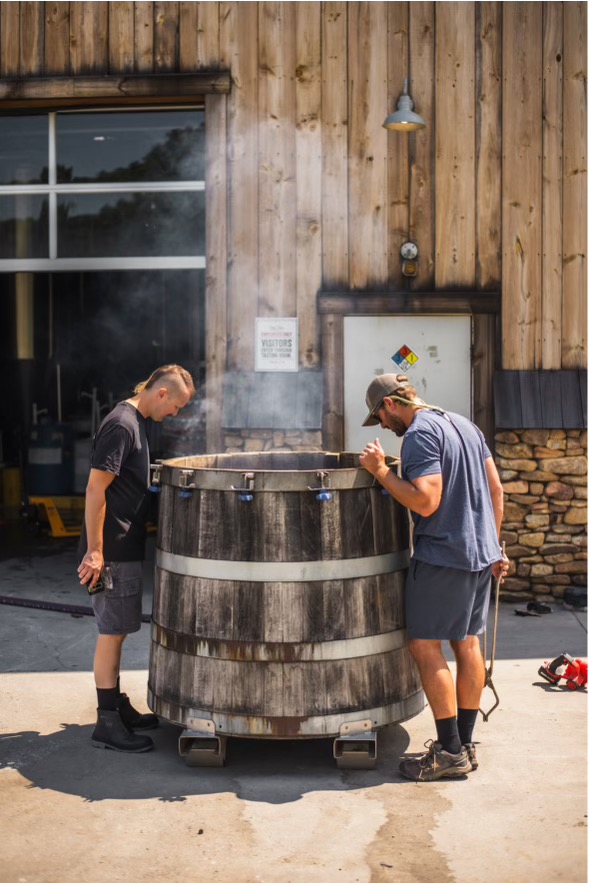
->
<box><xmin>405</xmin><ymin>559</ymin><xmax>493</xmax><ymax>641</ymax></box>
<box><xmin>91</xmin><ymin>561</ymin><xmax>143</xmax><ymax>636</ymax></box>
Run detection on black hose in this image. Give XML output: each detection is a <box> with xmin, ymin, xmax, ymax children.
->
<box><xmin>0</xmin><ymin>595</ymin><xmax>151</xmax><ymax>623</ymax></box>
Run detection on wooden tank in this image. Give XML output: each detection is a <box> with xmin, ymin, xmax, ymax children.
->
<box><xmin>148</xmin><ymin>451</ymin><xmax>424</xmax><ymax>738</ymax></box>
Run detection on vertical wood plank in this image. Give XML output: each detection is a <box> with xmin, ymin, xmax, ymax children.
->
<box><xmin>258</xmin><ymin>2</ymin><xmax>297</xmax><ymax>320</ymax></box>
<box><xmin>205</xmin><ymin>93</ymin><xmax>228</xmax><ymax>453</ymax></box>
<box><xmin>321</xmin><ymin>313</ymin><xmax>344</xmax><ymax>450</ymax></box>
<box><xmin>472</xmin><ymin>313</ymin><xmax>497</xmax><ymax>448</ymax></box>
<box><xmin>408</xmin><ymin>1</ymin><xmax>435</xmax><ymax>289</ymax></box>
<box><xmin>70</xmin><ymin>2</ymin><xmax>108</xmax><ymax>75</ymax></box>
<box><xmin>154</xmin><ymin>1</ymin><xmax>179</xmax><ymax>72</ymax></box>
<box><xmin>476</xmin><ymin>2</ymin><xmax>502</xmax><ymax>289</ymax></box>
<box><xmin>20</xmin><ymin>2</ymin><xmax>44</xmax><ymax>76</ymax></box>
<box><xmin>134</xmin><ymin>1</ymin><xmax>154</xmax><ymax>73</ymax></box>
<box><xmin>0</xmin><ymin>3</ymin><xmax>20</xmax><ymax>76</ymax></box>
<box><xmin>321</xmin><ymin>2</ymin><xmax>349</xmax><ymax>287</ymax></box>
<box><xmin>563</xmin><ymin>1</ymin><xmax>587</xmax><ymax>368</ymax></box>
<box><xmin>44</xmin><ymin>2</ymin><xmax>70</xmax><ymax>76</ymax></box>
<box><xmin>220</xmin><ymin>2</ymin><xmax>259</xmax><ymax>371</ymax></box>
<box><xmin>386</xmin><ymin>2</ymin><xmax>409</xmax><ymax>288</ymax></box>
<box><xmin>542</xmin><ymin>2</ymin><xmax>563</xmax><ymax>368</ymax></box>
<box><xmin>348</xmin><ymin>2</ymin><xmax>389</xmax><ymax>288</ymax></box>
<box><xmin>109</xmin><ymin>2</ymin><xmax>135</xmax><ymax>74</ymax></box>
<box><xmin>180</xmin><ymin>2</ymin><xmax>220</xmax><ymax>71</ymax></box>
<box><xmin>435</xmin><ymin>2</ymin><xmax>476</xmax><ymax>287</ymax></box>
<box><xmin>502</xmin><ymin>3</ymin><xmax>543</xmax><ymax>369</ymax></box>
<box><xmin>295</xmin><ymin>2</ymin><xmax>322</xmax><ymax>368</ymax></box>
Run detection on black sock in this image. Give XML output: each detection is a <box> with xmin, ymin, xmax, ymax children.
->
<box><xmin>435</xmin><ymin>717</ymin><xmax>462</xmax><ymax>755</ymax></box>
<box><xmin>97</xmin><ymin>687</ymin><xmax>119</xmax><ymax>711</ymax></box>
<box><xmin>457</xmin><ymin>708</ymin><xmax>479</xmax><ymax>745</ymax></box>
<box><xmin>116</xmin><ymin>676</ymin><xmax>121</xmax><ymax>698</ymax></box>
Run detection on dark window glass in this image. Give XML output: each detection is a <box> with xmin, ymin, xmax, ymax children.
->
<box><xmin>0</xmin><ymin>116</ymin><xmax>48</xmax><ymax>185</ymax></box>
<box><xmin>0</xmin><ymin>196</ymin><xmax>49</xmax><ymax>258</ymax></box>
<box><xmin>56</xmin><ymin>110</ymin><xmax>205</xmax><ymax>183</ymax></box>
<box><xmin>57</xmin><ymin>192</ymin><xmax>205</xmax><ymax>257</ymax></box>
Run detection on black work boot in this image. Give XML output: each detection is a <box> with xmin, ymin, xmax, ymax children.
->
<box><xmin>118</xmin><ymin>694</ymin><xmax>159</xmax><ymax>731</ymax></box>
<box><xmin>91</xmin><ymin>709</ymin><xmax>154</xmax><ymax>752</ymax></box>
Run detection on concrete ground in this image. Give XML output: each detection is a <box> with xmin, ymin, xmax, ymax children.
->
<box><xmin>0</xmin><ymin>530</ymin><xmax>586</xmax><ymax>883</ymax></box>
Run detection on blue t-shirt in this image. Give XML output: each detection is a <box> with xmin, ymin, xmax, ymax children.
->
<box><xmin>400</xmin><ymin>409</ymin><xmax>502</xmax><ymax>571</ymax></box>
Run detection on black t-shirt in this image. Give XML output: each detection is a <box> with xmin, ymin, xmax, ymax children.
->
<box><xmin>79</xmin><ymin>402</ymin><xmax>150</xmax><ymax>562</ymax></box>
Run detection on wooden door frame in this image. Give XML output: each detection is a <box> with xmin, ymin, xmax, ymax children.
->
<box><xmin>318</xmin><ymin>290</ymin><xmax>501</xmax><ymax>451</ymax></box>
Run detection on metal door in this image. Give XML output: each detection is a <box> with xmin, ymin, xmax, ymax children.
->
<box><xmin>344</xmin><ymin>316</ymin><xmax>472</xmax><ymax>455</ymax></box>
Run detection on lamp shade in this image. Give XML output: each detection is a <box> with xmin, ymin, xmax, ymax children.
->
<box><xmin>383</xmin><ymin>82</ymin><xmax>425</xmax><ymax>132</ymax></box>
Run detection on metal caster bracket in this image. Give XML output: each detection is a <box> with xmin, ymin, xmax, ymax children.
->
<box><xmin>333</xmin><ymin>719</ymin><xmax>377</xmax><ymax>770</ymax></box>
<box><xmin>179</xmin><ymin>718</ymin><xmax>227</xmax><ymax>767</ymax></box>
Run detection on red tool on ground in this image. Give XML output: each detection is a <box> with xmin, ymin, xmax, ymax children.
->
<box><xmin>538</xmin><ymin>653</ymin><xmax>588</xmax><ymax>690</ymax></box>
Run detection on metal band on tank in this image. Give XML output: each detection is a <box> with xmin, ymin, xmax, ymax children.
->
<box><xmin>161</xmin><ymin>468</ymin><xmax>385</xmax><ymax>492</ymax></box>
<box><xmin>147</xmin><ymin>689</ymin><xmax>426</xmax><ymax>738</ymax></box>
<box><xmin>156</xmin><ymin>548</ymin><xmax>410</xmax><ymax>582</ymax></box>
<box><xmin>151</xmin><ymin>621</ymin><xmax>408</xmax><ymax>661</ymax></box>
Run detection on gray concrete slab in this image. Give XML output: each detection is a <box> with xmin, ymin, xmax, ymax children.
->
<box><xmin>0</xmin><ymin>534</ymin><xmax>587</xmax><ymax>883</ymax></box>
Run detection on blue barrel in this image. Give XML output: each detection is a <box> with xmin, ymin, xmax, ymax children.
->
<box><xmin>27</xmin><ymin>423</ymin><xmax>75</xmax><ymax>495</ymax></box>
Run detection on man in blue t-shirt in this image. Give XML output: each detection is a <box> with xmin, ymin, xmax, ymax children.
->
<box><xmin>360</xmin><ymin>373</ymin><xmax>508</xmax><ymax>781</ymax></box>
<box><xmin>78</xmin><ymin>365</ymin><xmax>194</xmax><ymax>753</ymax></box>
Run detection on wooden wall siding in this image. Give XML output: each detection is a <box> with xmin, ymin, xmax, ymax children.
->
<box><xmin>258</xmin><ymin>3</ymin><xmax>297</xmax><ymax>322</ymax></box>
<box><xmin>154</xmin><ymin>2</ymin><xmax>179</xmax><ymax>72</ymax></box>
<box><xmin>134</xmin><ymin>2</ymin><xmax>155</xmax><ymax>72</ymax></box>
<box><xmin>179</xmin><ymin>2</ymin><xmax>220</xmax><ymax>71</ymax></box>
<box><xmin>348</xmin><ymin>2</ymin><xmax>388</xmax><ymax>289</ymax></box>
<box><xmin>45</xmin><ymin>3</ymin><xmax>71</xmax><ymax>76</ymax></box>
<box><xmin>220</xmin><ymin>3</ymin><xmax>259</xmax><ymax>372</ymax></box>
<box><xmin>321</xmin><ymin>2</ymin><xmax>348</xmax><ymax>288</ymax></box>
<box><xmin>502</xmin><ymin>2</ymin><xmax>543</xmax><ymax>370</ymax></box>
<box><xmin>70</xmin><ymin>3</ymin><xmax>108</xmax><ymax>75</ymax></box>
<box><xmin>542</xmin><ymin>2</ymin><xmax>563</xmax><ymax>369</ymax></box>
<box><xmin>435</xmin><ymin>2</ymin><xmax>476</xmax><ymax>287</ymax></box>
<box><xmin>408</xmin><ymin>2</ymin><xmax>435</xmax><ymax>289</ymax></box>
<box><xmin>476</xmin><ymin>2</ymin><xmax>502</xmax><ymax>290</ymax></box>
<box><xmin>109</xmin><ymin>3</ymin><xmax>135</xmax><ymax>74</ymax></box>
<box><xmin>205</xmin><ymin>92</ymin><xmax>227</xmax><ymax>453</ymax></box>
<box><xmin>20</xmin><ymin>3</ymin><xmax>44</xmax><ymax>77</ymax></box>
<box><xmin>0</xmin><ymin>2</ymin><xmax>586</xmax><ymax>377</ymax></box>
<box><xmin>563</xmin><ymin>1</ymin><xmax>587</xmax><ymax>369</ymax></box>
<box><xmin>387</xmin><ymin>3</ymin><xmax>409</xmax><ymax>289</ymax></box>
<box><xmin>295</xmin><ymin>2</ymin><xmax>322</xmax><ymax>368</ymax></box>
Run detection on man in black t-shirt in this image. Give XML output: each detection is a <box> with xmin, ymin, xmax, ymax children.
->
<box><xmin>78</xmin><ymin>364</ymin><xmax>194</xmax><ymax>752</ymax></box>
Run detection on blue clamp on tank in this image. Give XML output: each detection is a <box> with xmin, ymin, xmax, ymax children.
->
<box><xmin>239</xmin><ymin>493</ymin><xmax>254</xmax><ymax>502</ymax></box>
<box><xmin>149</xmin><ymin>484</ymin><xmax>162</xmax><ymax>493</ymax></box>
<box><xmin>178</xmin><ymin>489</ymin><xmax>193</xmax><ymax>500</ymax></box>
<box><xmin>316</xmin><ymin>490</ymin><xmax>332</xmax><ymax>502</ymax></box>
<box><xmin>380</xmin><ymin>487</ymin><xmax>390</xmax><ymax>496</ymax></box>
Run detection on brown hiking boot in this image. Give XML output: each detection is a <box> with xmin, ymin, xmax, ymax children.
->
<box><xmin>399</xmin><ymin>740</ymin><xmax>472</xmax><ymax>781</ymax></box>
<box><xmin>464</xmin><ymin>742</ymin><xmax>478</xmax><ymax>771</ymax></box>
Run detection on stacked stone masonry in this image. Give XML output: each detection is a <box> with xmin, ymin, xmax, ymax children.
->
<box><xmin>224</xmin><ymin>429</ymin><xmax>323</xmax><ymax>453</ymax></box>
<box><xmin>496</xmin><ymin>429</ymin><xmax>587</xmax><ymax>601</ymax></box>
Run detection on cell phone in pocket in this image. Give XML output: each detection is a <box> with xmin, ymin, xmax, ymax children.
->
<box><xmin>86</xmin><ymin>565</ymin><xmax>112</xmax><ymax>595</ymax></box>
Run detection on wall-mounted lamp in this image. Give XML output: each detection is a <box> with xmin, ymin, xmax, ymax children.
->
<box><xmin>383</xmin><ymin>79</ymin><xmax>426</xmax><ymax>132</ymax></box>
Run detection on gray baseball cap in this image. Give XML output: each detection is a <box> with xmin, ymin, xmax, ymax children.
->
<box><xmin>362</xmin><ymin>373</ymin><xmax>410</xmax><ymax>426</ymax></box>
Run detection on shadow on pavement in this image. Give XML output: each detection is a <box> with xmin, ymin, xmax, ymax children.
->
<box><xmin>0</xmin><ymin>720</ymin><xmax>415</xmax><ymax>804</ymax></box>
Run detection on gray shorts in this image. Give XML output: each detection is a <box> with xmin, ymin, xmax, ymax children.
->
<box><xmin>91</xmin><ymin>561</ymin><xmax>144</xmax><ymax>636</ymax></box>
<box><xmin>405</xmin><ymin>559</ymin><xmax>493</xmax><ymax>641</ymax></box>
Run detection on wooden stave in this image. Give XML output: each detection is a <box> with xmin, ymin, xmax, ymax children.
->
<box><xmin>149</xmin><ymin>456</ymin><xmax>421</xmax><ymax>738</ymax></box>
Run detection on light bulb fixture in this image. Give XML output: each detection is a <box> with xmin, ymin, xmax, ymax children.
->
<box><xmin>383</xmin><ymin>79</ymin><xmax>426</xmax><ymax>132</ymax></box>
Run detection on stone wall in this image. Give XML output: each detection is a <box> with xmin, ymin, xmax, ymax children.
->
<box><xmin>224</xmin><ymin>429</ymin><xmax>323</xmax><ymax>453</ymax></box>
<box><xmin>497</xmin><ymin>429</ymin><xmax>587</xmax><ymax>601</ymax></box>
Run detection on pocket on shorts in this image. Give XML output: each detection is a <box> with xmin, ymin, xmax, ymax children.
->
<box><xmin>106</xmin><ymin>561</ymin><xmax>143</xmax><ymax>598</ymax></box>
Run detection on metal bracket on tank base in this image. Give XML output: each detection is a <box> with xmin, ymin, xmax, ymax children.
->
<box><xmin>179</xmin><ymin>718</ymin><xmax>227</xmax><ymax>767</ymax></box>
<box><xmin>333</xmin><ymin>719</ymin><xmax>377</xmax><ymax>770</ymax></box>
